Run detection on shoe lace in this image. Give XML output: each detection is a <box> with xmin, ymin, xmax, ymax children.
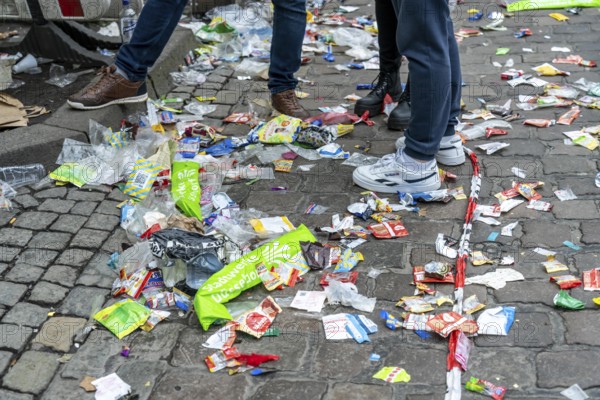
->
<box><xmin>84</xmin><ymin>66</ymin><xmax>119</xmax><ymax>94</ymax></box>
<box><xmin>371</xmin><ymin>154</ymin><xmax>397</xmax><ymax>171</ymax></box>
<box><xmin>370</xmin><ymin>72</ymin><xmax>391</xmax><ymax>97</ymax></box>
<box><xmin>281</xmin><ymin>90</ymin><xmax>302</xmax><ymax>110</ymax></box>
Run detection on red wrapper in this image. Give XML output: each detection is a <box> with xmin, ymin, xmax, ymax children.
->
<box><xmin>413</xmin><ymin>265</ymin><xmax>454</xmax><ymax>284</ymax></box>
<box><xmin>319</xmin><ymin>271</ymin><xmax>358</xmax><ymax>286</ymax></box>
<box><xmin>426</xmin><ymin>312</ymin><xmax>478</xmax><ymax>337</ymax></box>
<box><xmin>583</xmin><ymin>269</ymin><xmax>600</xmax><ymax>291</ymax></box>
<box><xmin>485</xmin><ymin>128</ymin><xmax>509</xmax><ymax>138</ymax></box>
<box><xmin>235</xmin><ymin>296</ymin><xmax>282</xmax><ymax>338</ymax></box>
<box><xmin>367</xmin><ymin>221</ymin><xmax>409</xmax><ymax>239</ymax></box>
<box><xmin>550</xmin><ymin>275</ymin><xmax>582</xmax><ymax>290</ymax></box>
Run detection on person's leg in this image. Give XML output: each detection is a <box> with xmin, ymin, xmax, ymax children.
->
<box><xmin>268</xmin><ymin>0</ymin><xmax>306</xmax><ymax>94</ymax></box>
<box><xmin>443</xmin><ymin>16</ymin><xmax>461</xmax><ymax>138</ymax></box>
<box><xmin>376</xmin><ymin>0</ymin><xmax>401</xmax><ymax>72</ymax></box>
<box><xmin>395</xmin><ymin>0</ymin><xmax>452</xmax><ymax>161</ymax></box>
<box><xmin>355</xmin><ymin>0</ymin><xmax>404</xmax><ymax>117</ymax></box>
<box><xmin>116</xmin><ymin>0</ymin><xmax>189</xmax><ymax>81</ymax></box>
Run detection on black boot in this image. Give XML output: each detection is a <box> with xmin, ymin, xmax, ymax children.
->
<box><xmin>388</xmin><ymin>79</ymin><xmax>411</xmax><ymax>131</ymax></box>
<box><xmin>354</xmin><ymin>69</ymin><xmax>402</xmax><ymax>117</ymax></box>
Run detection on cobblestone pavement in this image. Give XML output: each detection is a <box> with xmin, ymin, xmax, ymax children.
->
<box><xmin>1</xmin><ymin>1</ymin><xmax>600</xmax><ymax>399</ymax></box>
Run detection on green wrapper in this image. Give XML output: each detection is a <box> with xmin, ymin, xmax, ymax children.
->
<box><xmin>171</xmin><ymin>161</ymin><xmax>201</xmax><ymax>220</ymax></box>
<box><xmin>553</xmin><ymin>290</ymin><xmax>585</xmax><ymax>310</ymax></box>
<box><xmin>194</xmin><ymin>224</ymin><xmax>316</xmax><ymax>330</ymax></box>
<box><xmin>94</xmin><ymin>299</ymin><xmax>151</xmax><ymax>339</ymax></box>
<box><xmin>507</xmin><ymin>0</ymin><xmax>600</xmax><ymax>11</ymax></box>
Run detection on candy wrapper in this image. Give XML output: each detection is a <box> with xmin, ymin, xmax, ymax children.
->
<box><xmin>334</xmin><ymin>248</ymin><xmax>364</xmax><ymax>272</ymax></box>
<box><xmin>250</xmin><ymin>216</ymin><xmax>295</xmax><ymax>234</ymax></box>
<box><xmin>402</xmin><ymin>313</ymin><xmax>435</xmax><ymax>331</ymax></box>
<box><xmin>554</xmin><ymin>290</ymin><xmax>585</xmax><ymax>310</ymax></box>
<box><xmin>123</xmin><ymin>158</ymin><xmax>163</xmax><ymax>200</ymax></box>
<box><xmin>177</xmin><ymin>137</ymin><xmax>201</xmax><ymax>158</ymax></box>
<box><xmin>463</xmin><ymin>294</ymin><xmax>486</xmax><ymax>314</ymax></box>
<box><xmin>256</xmin><ymin>262</ymin><xmax>283</xmax><ymax>291</ymax></box>
<box><xmin>249</xmin><ymin>115</ymin><xmax>302</xmax><ymax>144</ymax></box>
<box><xmin>424</xmin><ymin>261</ymin><xmax>453</xmax><ymax>280</ymax></box>
<box><xmin>347</xmin><ymin>202</ymin><xmax>373</xmax><ymax>220</ymax></box>
<box><xmin>563</xmin><ymin>130</ymin><xmax>599</xmax><ymax>151</ymax></box>
<box><xmin>523</xmin><ymin>119</ymin><xmax>555</xmax><ymax>128</ymax></box>
<box><xmin>300</xmin><ymin>241</ymin><xmax>333</xmax><ymax>270</ymax></box>
<box><xmin>533</xmin><ymin>63</ymin><xmax>569</xmax><ymax>76</ymax></box>
<box><xmin>550</xmin><ymin>274</ymin><xmax>582</xmax><ymax>289</ymax></box>
<box><xmin>557</xmin><ymin>107</ymin><xmax>581</xmax><ymax>125</ymax></box>
<box><xmin>465</xmin><ymin>376</ymin><xmax>506</xmax><ymax>400</ymax></box>
<box><xmin>426</xmin><ymin>312</ymin><xmax>478</xmax><ymax>337</ymax></box>
<box><xmin>527</xmin><ymin>200</ymin><xmax>553</xmax><ymax>212</ymax></box>
<box><xmin>413</xmin><ymin>265</ymin><xmax>454</xmax><ymax>284</ymax></box>
<box><xmin>320</xmin><ymin>271</ymin><xmax>358</xmax><ymax>286</ymax></box>
<box><xmin>380</xmin><ymin>310</ymin><xmax>402</xmax><ymax>330</ymax></box>
<box><xmin>171</xmin><ymin>161</ymin><xmax>202</xmax><ymax>220</ymax></box>
<box><xmin>290</xmin><ymin>291</ymin><xmax>327</xmax><ymax>313</ymax></box>
<box><xmin>141</xmin><ymin>309</ymin><xmax>170</xmax><ymax>332</ymax></box>
<box><xmin>345</xmin><ymin>314</ymin><xmax>370</xmax><ymax>343</ymax></box>
<box><xmin>202</xmin><ymin>323</ymin><xmax>238</xmax><ymax>350</ymax></box>
<box><xmin>273</xmin><ymin>159</ymin><xmax>293</xmax><ymax>172</ymax></box>
<box><xmin>94</xmin><ymin>299</ymin><xmax>151</xmax><ymax>339</ymax></box>
<box><xmin>396</xmin><ymin>296</ymin><xmax>434</xmax><ymax>314</ymax></box>
<box><xmin>234</xmin><ymin>296</ymin><xmax>282</xmax><ymax>338</ymax></box>
<box><xmin>583</xmin><ymin>268</ymin><xmax>600</xmax><ymax>291</ymax></box>
<box><xmin>205</xmin><ymin>347</ymin><xmax>242</xmax><ymax>373</ymax></box>
<box><xmin>542</xmin><ymin>259</ymin><xmax>568</xmax><ymax>273</ymax></box>
<box><xmin>372</xmin><ymin>367</ymin><xmax>411</xmax><ymax>383</ymax></box>
<box><xmin>367</xmin><ymin>221</ymin><xmax>408</xmax><ymax>239</ymax></box>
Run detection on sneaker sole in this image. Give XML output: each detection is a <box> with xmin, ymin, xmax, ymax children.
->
<box><xmin>354</xmin><ymin>103</ymin><xmax>382</xmax><ymax>118</ymax></box>
<box><xmin>352</xmin><ymin>168</ymin><xmax>441</xmax><ymax>194</ymax></box>
<box><xmin>67</xmin><ymin>93</ymin><xmax>149</xmax><ymax>110</ymax></box>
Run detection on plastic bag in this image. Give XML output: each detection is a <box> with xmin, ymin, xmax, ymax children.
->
<box><xmin>345</xmin><ymin>47</ymin><xmax>377</xmax><ymax>60</ymax></box>
<box><xmin>332</xmin><ymin>27</ymin><xmax>373</xmax><ymax>48</ymax></box>
<box><xmin>249</xmin><ymin>115</ymin><xmax>302</xmax><ymax>144</ymax></box>
<box><xmin>45</xmin><ymin>64</ymin><xmax>78</xmax><ymax>88</ymax></box>
<box><xmin>171</xmin><ymin>161</ymin><xmax>202</xmax><ymax>220</ymax></box>
<box><xmin>170</xmin><ymin>70</ymin><xmax>206</xmax><ymax>86</ymax></box>
<box><xmin>234</xmin><ymin>59</ymin><xmax>269</xmax><ymax>77</ymax></box>
<box><xmin>184</xmin><ymin>102</ymin><xmax>217</xmax><ymax>117</ymax></box>
<box><xmin>56</xmin><ymin>138</ymin><xmax>94</xmax><ymax>164</ymax></box>
<box><xmin>194</xmin><ymin>225</ymin><xmax>316</xmax><ymax>330</ymax></box>
<box><xmin>150</xmin><ymin>228</ymin><xmax>224</xmax><ymax>260</ymax></box>
<box><xmin>324</xmin><ymin>280</ymin><xmax>376</xmax><ymax>313</ymax></box>
<box><xmin>341</xmin><ymin>153</ymin><xmax>380</xmax><ymax>167</ymax></box>
<box><xmin>459</xmin><ymin>120</ymin><xmax>513</xmax><ymax>141</ymax></box>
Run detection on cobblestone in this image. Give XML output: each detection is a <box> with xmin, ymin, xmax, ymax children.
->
<box><xmin>0</xmin><ymin>282</ymin><xmax>28</xmax><ymax>307</ymax></box>
<box><xmin>13</xmin><ymin>211</ymin><xmax>58</xmax><ymax>230</ymax></box>
<box><xmin>37</xmin><ymin>199</ymin><xmax>76</xmax><ymax>214</ymax></box>
<box><xmin>53</xmin><ymin>248</ymin><xmax>94</xmax><ymax>267</ymax></box>
<box><xmin>28</xmin><ymin>282</ymin><xmax>69</xmax><ymax>305</ymax></box>
<box><xmin>0</xmin><ymin>324</ymin><xmax>34</xmax><ymax>351</ymax></box>
<box><xmin>69</xmin><ymin>228</ymin><xmax>110</xmax><ymax>249</ymax></box>
<box><xmin>84</xmin><ymin>213</ymin><xmax>120</xmax><ymax>231</ymax></box>
<box><xmin>2</xmin><ymin>351</ymin><xmax>59</xmax><ymax>394</ymax></box>
<box><xmin>2</xmin><ymin>303</ymin><xmax>48</xmax><ymax>328</ymax></box>
<box><xmin>57</xmin><ymin>286</ymin><xmax>109</xmax><ymax>318</ymax></box>
<box><xmin>42</xmin><ymin>265</ymin><xmax>79</xmax><ymax>287</ymax></box>
<box><xmin>69</xmin><ymin>201</ymin><xmax>98</xmax><ymax>216</ymax></box>
<box><xmin>34</xmin><ymin>187</ymin><xmax>66</xmax><ymax>199</ymax></box>
<box><xmin>0</xmin><ymin>228</ymin><xmax>33</xmax><ymax>247</ymax></box>
<box><xmin>12</xmin><ymin>194</ymin><xmax>39</xmax><ymax>209</ymax></box>
<box><xmin>49</xmin><ymin>215</ymin><xmax>87</xmax><ymax>234</ymax></box>
<box><xmin>27</xmin><ymin>231</ymin><xmax>72</xmax><ymax>251</ymax></box>
<box><xmin>66</xmin><ymin>190</ymin><xmax>106</xmax><ymax>202</ymax></box>
<box><xmin>33</xmin><ymin>317</ymin><xmax>86</xmax><ymax>352</ymax></box>
<box><xmin>4</xmin><ymin>263</ymin><xmax>45</xmax><ymax>284</ymax></box>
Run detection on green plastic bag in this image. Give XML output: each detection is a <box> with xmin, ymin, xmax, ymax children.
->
<box><xmin>171</xmin><ymin>161</ymin><xmax>202</xmax><ymax>220</ymax></box>
<box><xmin>506</xmin><ymin>0</ymin><xmax>600</xmax><ymax>11</ymax></box>
<box><xmin>94</xmin><ymin>299</ymin><xmax>151</xmax><ymax>339</ymax></box>
<box><xmin>194</xmin><ymin>224</ymin><xmax>316</xmax><ymax>330</ymax></box>
<box><xmin>49</xmin><ymin>163</ymin><xmax>89</xmax><ymax>187</ymax></box>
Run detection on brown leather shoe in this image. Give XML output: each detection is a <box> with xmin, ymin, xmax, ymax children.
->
<box><xmin>67</xmin><ymin>65</ymin><xmax>148</xmax><ymax>110</ymax></box>
<box><xmin>271</xmin><ymin>89</ymin><xmax>310</xmax><ymax>119</ymax></box>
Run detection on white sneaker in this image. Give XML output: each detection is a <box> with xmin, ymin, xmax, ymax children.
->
<box><xmin>395</xmin><ymin>135</ymin><xmax>466</xmax><ymax>166</ymax></box>
<box><xmin>352</xmin><ymin>154</ymin><xmax>441</xmax><ymax>194</ymax></box>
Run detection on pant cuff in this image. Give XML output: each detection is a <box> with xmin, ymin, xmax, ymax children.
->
<box><xmin>269</xmin><ymin>85</ymin><xmax>296</xmax><ymax>95</ymax></box>
<box><xmin>404</xmin><ymin>145</ymin><xmax>435</xmax><ymax>162</ymax></box>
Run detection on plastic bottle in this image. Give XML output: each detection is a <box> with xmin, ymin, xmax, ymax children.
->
<box><xmin>120</xmin><ymin>0</ymin><xmax>138</xmax><ymax>44</ymax></box>
<box><xmin>0</xmin><ymin>164</ymin><xmax>45</xmax><ymax>188</ymax></box>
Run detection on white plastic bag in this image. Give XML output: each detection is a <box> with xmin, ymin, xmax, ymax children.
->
<box><xmin>324</xmin><ymin>280</ymin><xmax>376</xmax><ymax>313</ymax></box>
<box><xmin>332</xmin><ymin>27</ymin><xmax>373</xmax><ymax>48</ymax></box>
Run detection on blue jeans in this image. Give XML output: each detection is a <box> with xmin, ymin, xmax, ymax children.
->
<box><xmin>268</xmin><ymin>0</ymin><xmax>306</xmax><ymax>94</ymax></box>
<box><xmin>392</xmin><ymin>0</ymin><xmax>461</xmax><ymax>161</ymax></box>
<box><xmin>116</xmin><ymin>0</ymin><xmax>188</xmax><ymax>81</ymax></box>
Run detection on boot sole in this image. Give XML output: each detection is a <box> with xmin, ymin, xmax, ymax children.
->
<box><xmin>67</xmin><ymin>93</ymin><xmax>149</xmax><ymax>110</ymax></box>
<box><xmin>352</xmin><ymin>168</ymin><xmax>441</xmax><ymax>194</ymax></box>
<box><xmin>387</xmin><ymin>116</ymin><xmax>409</xmax><ymax>131</ymax></box>
<box><xmin>354</xmin><ymin>103</ymin><xmax>383</xmax><ymax>118</ymax></box>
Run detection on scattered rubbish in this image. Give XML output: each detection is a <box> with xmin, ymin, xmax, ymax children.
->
<box><xmin>554</xmin><ymin>290</ymin><xmax>585</xmax><ymax>310</ymax></box>
<box><xmin>477</xmin><ymin>306</ymin><xmax>515</xmax><ymax>335</ymax></box>
<box><xmin>373</xmin><ymin>367</ymin><xmax>411</xmax><ymax>383</ymax></box>
<box><xmin>465</xmin><ymin>268</ymin><xmax>525</xmax><ymax>290</ymax></box>
<box><xmin>91</xmin><ymin>373</ymin><xmax>131</xmax><ymax>400</ymax></box>
<box><xmin>561</xmin><ymin>384</ymin><xmax>589</xmax><ymax>400</ymax></box>
<box><xmin>465</xmin><ymin>376</ymin><xmax>507</xmax><ymax>399</ymax></box>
